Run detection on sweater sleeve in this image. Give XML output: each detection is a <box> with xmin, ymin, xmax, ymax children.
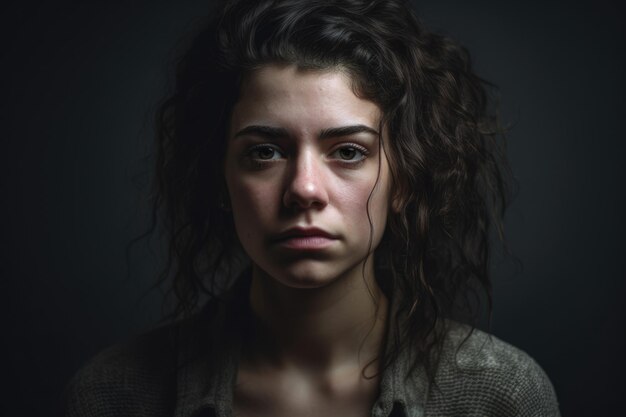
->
<box><xmin>62</xmin><ymin>327</ymin><xmax>178</xmax><ymax>417</ymax></box>
<box><xmin>506</xmin><ymin>355</ymin><xmax>561</xmax><ymax>417</ymax></box>
<box><xmin>426</xmin><ymin>326</ymin><xmax>560</xmax><ymax>417</ymax></box>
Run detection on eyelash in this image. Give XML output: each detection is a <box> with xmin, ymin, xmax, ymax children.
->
<box><xmin>244</xmin><ymin>143</ymin><xmax>370</xmax><ymax>167</ymax></box>
<box><xmin>246</xmin><ymin>144</ymin><xmax>284</xmax><ymax>161</ymax></box>
<box><xmin>330</xmin><ymin>143</ymin><xmax>369</xmax><ymax>166</ymax></box>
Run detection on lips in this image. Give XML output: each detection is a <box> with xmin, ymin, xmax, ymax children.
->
<box><xmin>271</xmin><ymin>227</ymin><xmax>338</xmax><ymax>250</ymax></box>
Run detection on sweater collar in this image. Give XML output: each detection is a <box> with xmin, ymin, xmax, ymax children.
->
<box><xmin>173</xmin><ymin>279</ymin><xmax>429</xmax><ymax>417</ymax></box>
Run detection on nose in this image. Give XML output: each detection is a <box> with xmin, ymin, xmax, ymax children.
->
<box><xmin>282</xmin><ymin>149</ymin><xmax>329</xmax><ymax>210</ymax></box>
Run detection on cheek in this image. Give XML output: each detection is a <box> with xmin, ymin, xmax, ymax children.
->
<box><xmin>227</xmin><ymin>176</ymin><xmax>277</xmax><ymax>227</ymax></box>
<box><xmin>341</xmin><ymin>172</ymin><xmax>391</xmax><ymax>237</ymax></box>
<box><xmin>334</xmin><ymin>182</ymin><xmax>365</xmax><ymax>210</ymax></box>
<box><xmin>336</xmin><ymin>177</ymin><xmax>389</xmax><ymax>222</ymax></box>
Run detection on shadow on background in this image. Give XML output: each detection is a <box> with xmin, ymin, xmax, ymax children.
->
<box><xmin>2</xmin><ymin>1</ymin><xmax>624</xmax><ymax>416</ymax></box>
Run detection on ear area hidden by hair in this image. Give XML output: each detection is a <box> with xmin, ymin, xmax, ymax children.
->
<box><xmin>219</xmin><ymin>194</ymin><xmax>232</xmax><ymax>212</ymax></box>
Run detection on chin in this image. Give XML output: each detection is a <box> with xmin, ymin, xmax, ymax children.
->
<box><xmin>255</xmin><ymin>260</ymin><xmax>352</xmax><ymax>290</ymax></box>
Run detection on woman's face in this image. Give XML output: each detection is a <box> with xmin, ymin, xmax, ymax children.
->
<box><xmin>224</xmin><ymin>64</ymin><xmax>393</xmax><ymax>289</ymax></box>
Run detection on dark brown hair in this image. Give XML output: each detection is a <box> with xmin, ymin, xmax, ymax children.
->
<box><xmin>153</xmin><ymin>0</ymin><xmax>511</xmax><ymax>379</ymax></box>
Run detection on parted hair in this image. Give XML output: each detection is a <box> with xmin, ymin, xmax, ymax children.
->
<box><xmin>153</xmin><ymin>0</ymin><xmax>511</xmax><ymax>378</ymax></box>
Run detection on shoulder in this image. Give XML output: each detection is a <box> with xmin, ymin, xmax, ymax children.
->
<box><xmin>62</xmin><ymin>322</ymin><xmax>180</xmax><ymax>417</ymax></box>
<box><xmin>62</xmin><ymin>278</ymin><xmax>249</xmax><ymax>417</ymax></box>
<box><xmin>426</xmin><ymin>322</ymin><xmax>560</xmax><ymax>417</ymax></box>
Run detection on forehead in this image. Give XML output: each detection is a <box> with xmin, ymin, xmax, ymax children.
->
<box><xmin>230</xmin><ymin>64</ymin><xmax>381</xmax><ymax>134</ymax></box>
<box><xmin>240</xmin><ymin>64</ymin><xmax>353</xmax><ymax>96</ymax></box>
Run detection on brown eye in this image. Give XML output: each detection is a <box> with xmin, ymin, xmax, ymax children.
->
<box><xmin>339</xmin><ymin>147</ymin><xmax>357</xmax><ymax>160</ymax></box>
<box><xmin>248</xmin><ymin>145</ymin><xmax>283</xmax><ymax>160</ymax></box>
<box><xmin>258</xmin><ymin>147</ymin><xmax>276</xmax><ymax>159</ymax></box>
<box><xmin>331</xmin><ymin>144</ymin><xmax>368</xmax><ymax>162</ymax></box>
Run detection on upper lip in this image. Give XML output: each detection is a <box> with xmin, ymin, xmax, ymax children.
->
<box><xmin>272</xmin><ymin>227</ymin><xmax>338</xmax><ymax>242</ymax></box>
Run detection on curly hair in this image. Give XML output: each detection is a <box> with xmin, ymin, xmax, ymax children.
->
<box><xmin>153</xmin><ymin>0</ymin><xmax>511</xmax><ymax>379</ymax></box>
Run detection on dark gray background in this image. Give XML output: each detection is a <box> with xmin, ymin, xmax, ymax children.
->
<box><xmin>2</xmin><ymin>1</ymin><xmax>624</xmax><ymax>416</ymax></box>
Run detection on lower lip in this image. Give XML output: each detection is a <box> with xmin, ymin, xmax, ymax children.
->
<box><xmin>276</xmin><ymin>236</ymin><xmax>336</xmax><ymax>250</ymax></box>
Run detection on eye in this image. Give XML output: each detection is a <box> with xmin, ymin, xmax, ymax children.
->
<box><xmin>247</xmin><ymin>144</ymin><xmax>284</xmax><ymax>161</ymax></box>
<box><xmin>330</xmin><ymin>144</ymin><xmax>369</xmax><ymax>162</ymax></box>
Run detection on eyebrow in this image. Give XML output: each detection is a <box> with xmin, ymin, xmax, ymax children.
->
<box><xmin>319</xmin><ymin>124</ymin><xmax>379</xmax><ymax>139</ymax></box>
<box><xmin>233</xmin><ymin>125</ymin><xmax>290</xmax><ymax>139</ymax></box>
<box><xmin>232</xmin><ymin>124</ymin><xmax>380</xmax><ymax>140</ymax></box>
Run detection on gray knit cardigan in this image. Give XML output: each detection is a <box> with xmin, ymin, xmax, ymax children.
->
<box><xmin>64</xmin><ymin>282</ymin><xmax>560</xmax><ymax>417</ymax></box>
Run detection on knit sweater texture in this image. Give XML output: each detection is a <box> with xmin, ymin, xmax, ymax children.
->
<box><xmin>63</xmin><ymin>282</ymin><xmax>560</xmax><ymax>417</ymax></box>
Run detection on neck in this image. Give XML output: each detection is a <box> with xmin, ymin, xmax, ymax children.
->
<box><xmin>245</xmin><ymin>262</ymin><xmax>389</xmax><ymax>375</ymax></box>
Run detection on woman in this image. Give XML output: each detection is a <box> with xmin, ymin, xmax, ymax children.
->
<box><xmin>65</xmin><ymin>0</ymin><xmax>560</xmax><ymax>416</ymax></box>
